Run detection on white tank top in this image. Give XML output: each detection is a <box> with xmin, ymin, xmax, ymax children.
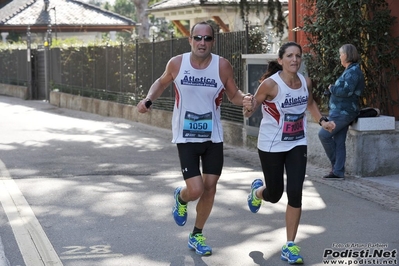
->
<box><xmin>171</xmin><ymin>53</ymin><xmax>225</xmax><ymax>143</ymax></box>
<box><xmin>258</xmin><ymin>71</ymin><xmax>309</xmax><ymax>152</ymax></box>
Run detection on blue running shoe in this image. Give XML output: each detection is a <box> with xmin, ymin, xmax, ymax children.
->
<box><xmin>188</xmin><ymin>233</ymin><xmax>212</xmax><ymax>256</ymax></box>
<box><xmin>247</xmin><ymin>179</ymin><xmax>263</xmax><ymax>213</ymax></box>
<box><xmin>281</xmin><ymin>243</ymin><xmax>304</xmax><ymax>264</ymax></box>
<box><xmin>172</xmin><ymin>187</ymin><xmax>187</xmax><ymax>226</ymax></box>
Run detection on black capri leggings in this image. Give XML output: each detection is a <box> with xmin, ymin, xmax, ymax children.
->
<box><xmin>258</xmin><ymin>145</ymin><xmax>307</xmax><ymax>208</ymax></box>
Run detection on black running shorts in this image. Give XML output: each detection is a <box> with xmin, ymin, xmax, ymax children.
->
<box><xmin>176</xmin><ymin>141</ymin><xmax>224</xmax><ymax>180</ymax></box>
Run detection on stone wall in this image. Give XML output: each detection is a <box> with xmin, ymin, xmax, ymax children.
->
<box><xmin>0</xmin><ymin>84</ymin><xmax>29</xmax><ymax>100</ymax></box>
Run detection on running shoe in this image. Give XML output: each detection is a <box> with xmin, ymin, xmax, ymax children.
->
<box><xmin>247</xmin><ymin>179</ymin><xmax>263</xmax><ymax>213</ymax></box>
<box><xmin>188</xmin><ymin>233</ymin><xmax>212</xmax><ymax>256</ymax></box>
<box><xmin>172</xmin><ymin>187</ymin><xmax>187</xmax><ymax>226</ymax></box>
<box><xmin>281</xmin><ymin>243</ymin><xmax>304</xmax><ymax>264</ymax></box>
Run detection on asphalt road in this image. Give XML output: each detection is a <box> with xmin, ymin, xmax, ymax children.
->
<box><xmin>0</xmin><ymin>95</ymin><xmax>398</xmax><ymax>266</ymax></box>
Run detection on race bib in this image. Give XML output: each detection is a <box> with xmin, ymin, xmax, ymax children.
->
<box><xmin>183</xmin><ymin>111</ymin><xmax>212</xmax><ymax>138</ymax></box>
<box><xmin>281</xmin><ymin>113</ymin><xmax>305</xmax><ymax>141</ymax></box>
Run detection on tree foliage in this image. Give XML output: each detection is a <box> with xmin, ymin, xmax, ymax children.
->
<box><xmin>239</xmin><ymin>0</ymin><xmax>288</xmax><ymax>38</ymax></box>
<box><xmin>302</xmin><ymin>0</ymin><xmax>399</xmax><ymax>115</ymax></box>
<box><xmin>114</xmin><ymin>0</ymin><xmax>136</xmax><ymax>20</ymax></box>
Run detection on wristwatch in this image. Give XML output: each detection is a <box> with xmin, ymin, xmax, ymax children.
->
<box><xmin>319</xmin><ymin>116</ymin><xmax>329</xmax><ymax>126</ymax></box>
<box><xmin>144</xmin><ymin>99</ymin><xmax>152</xmax><ymax>108</ymax></box>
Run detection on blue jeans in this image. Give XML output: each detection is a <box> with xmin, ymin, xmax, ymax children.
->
<box><xmin>318</xmin><ymin>114</ymin><xmax>356</xmax><ymax>177</ymax></box>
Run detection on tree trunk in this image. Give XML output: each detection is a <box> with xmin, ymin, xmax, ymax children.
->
<box><xmin>131</xmin><ymin>0</ymin><xmax>149</xmax><ymax>39</ymax></box>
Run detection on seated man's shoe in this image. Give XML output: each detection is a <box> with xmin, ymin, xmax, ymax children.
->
<box><xmin>322</xmin><ymin>172</ymin><xmax>345</xmax><ymax>180</ymax></box>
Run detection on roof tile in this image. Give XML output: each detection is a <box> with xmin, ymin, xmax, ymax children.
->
<box><xmin>1</xmin><ymin>0</ymin><xmax>135</xmax><ymax>26</ymax></box>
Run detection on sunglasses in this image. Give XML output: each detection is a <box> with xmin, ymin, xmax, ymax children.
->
<box><xmin>192</xmin><ymin>35</ymin><xmax>214</xmax><ymax>42</ymax></box>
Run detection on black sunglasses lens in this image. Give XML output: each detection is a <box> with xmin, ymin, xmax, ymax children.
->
<box><xmin>193</xmin><ymin>35</ymin><xmax>213</xmax><ymax>42</ymax></box>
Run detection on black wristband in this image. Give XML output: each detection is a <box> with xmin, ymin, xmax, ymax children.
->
<box><xmin>145</xmin><ymin>99</ymin><xmax>152</xmax><ymax>108</ymax></box>
<box><xmin>319</xmin><ymin>116</ymin><xmax>329</xmax><ymax>126</ymax></box>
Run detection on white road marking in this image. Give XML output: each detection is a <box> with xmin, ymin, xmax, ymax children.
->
<box><xmin>0</xmin><ymin>160</ymin><xmax>63</xmax><ymax>266</ymax></box>
<box><xmin>60</xmin><ymin>253</ymin><xmax>123</xmax><ymax>260</ymax></box>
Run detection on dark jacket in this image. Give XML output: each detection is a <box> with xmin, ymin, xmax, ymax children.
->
<box><xmin>329</xmin><ymin>63</ymin><xmax>365</xmax><ymax>118</ymax></box>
